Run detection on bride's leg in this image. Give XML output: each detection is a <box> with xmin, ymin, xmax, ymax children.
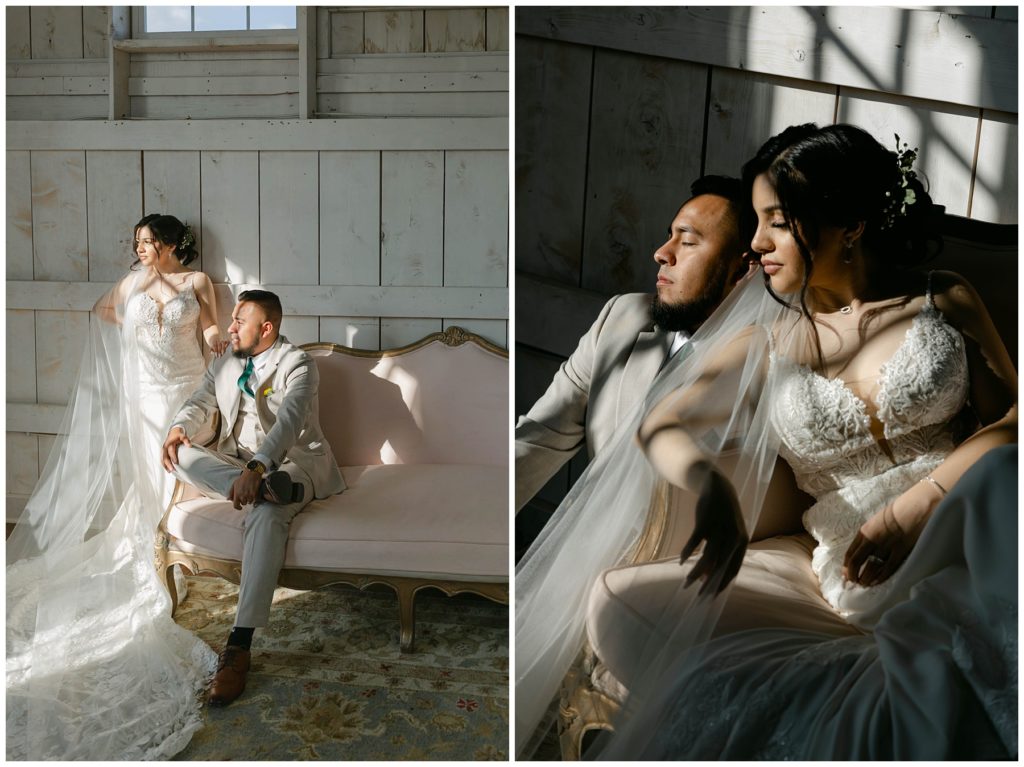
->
<box><xmin>586</xmin><ymin>533</ymin><xmax>862</xmax><ymax>690</ymax></box>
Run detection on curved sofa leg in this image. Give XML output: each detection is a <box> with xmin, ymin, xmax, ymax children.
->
<box><xmin>396</xmin><ymin>582</ymin><xmax>416</xmax><ymax>653</ymax></box>
<box><xmin>165</xmin><ymin>564</ymin><xmax>180</xmax><ymax>616</ymax></box>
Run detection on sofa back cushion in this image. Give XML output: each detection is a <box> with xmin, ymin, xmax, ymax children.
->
<box><xmin>306</xmin><ymin>331</ymin><xmax>508</xmax><ymax>467</ymax></box>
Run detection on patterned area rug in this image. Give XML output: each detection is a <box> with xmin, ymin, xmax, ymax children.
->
<box><xmin>171</xmin><ymin>576</ymin><xmax>508</xmax><ymax>760</ymax></box>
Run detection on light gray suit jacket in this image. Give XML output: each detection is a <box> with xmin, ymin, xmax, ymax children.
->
<box><xmin>515</xmin><ymin>293</ymin><xmax>674</xmax><ymax>511</ymax></box>
<box><xmin>172</xmin><ymin>335</ymin><xmax>346</xmax><ymax>499</ymax></box>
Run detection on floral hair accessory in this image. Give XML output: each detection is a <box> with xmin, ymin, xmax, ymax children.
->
<box><xmin>180</xmin><ymin>223</ymin><xmax>196</xmax><ymax>249</ymax></box>
<box><xmin>880</xmin><ymin>134</ymin><xmax>919</xmax><ymax>230</ymax></box>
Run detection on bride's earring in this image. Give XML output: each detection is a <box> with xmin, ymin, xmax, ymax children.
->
<box><xmin>842</xmin><ymin>240</ymin><xmax>854</xmax><ymax>264</ymax></box>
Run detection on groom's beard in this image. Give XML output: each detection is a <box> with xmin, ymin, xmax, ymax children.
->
<box><xmin>650</xmin><ymin>258</ymin><xmax>733</xmax><ymax>335</ymax></box>
<box><xmin>233</xmin><ymin>343</ymin><xmax>257</xmax><ymax>358</ymax></box>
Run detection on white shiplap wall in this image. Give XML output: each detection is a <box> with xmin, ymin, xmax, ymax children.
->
<box><xmin>6</xmin><ymin>6</ymin><xmax>509</xmax><ymax>520</ymax></box>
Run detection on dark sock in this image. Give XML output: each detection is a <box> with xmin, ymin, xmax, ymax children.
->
<box><xmin>228</xmin><ymin>626</ymin><xmax>255</xmax><ymax>650</ymax></box>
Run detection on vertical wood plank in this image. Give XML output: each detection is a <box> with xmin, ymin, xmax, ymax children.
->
<box><xmin>330</xmin><ymin>10</ymin><xmax>364</xmax><ymax>55</ymax></box>
<box><xmin>30</xmin><ymin>6</ymin><xmax>84</xmax><ymax>60</ymax></box>
<box><xmin>838</xmin><ymin>89</ymin><xmax>979</xmax><ymax>217</ymax></box>
<box><xmin>82</xmin><ymin>5</ymin><xmax>109</xmax><ymax>58</ymax></box>
<box><xmin>298</xmin><ymin>6</ymin><xmax>316</xmax><ymax>119</ymax></box>
<box><xmin>486</xmin><ymin>8</ymin><xmax>509</xmax><ymax>52</ymax></box>
<box><xmin>381</xmin><ymin>151</ymin><xmax>443</xmax><ymax>286</ymax></box>
<box><xmin>7</xmin><ymin>7</ymin><xmax>31</xmax><ymax>58</ymax></box>
<box><xmin>7</xmin><ymin>151</ymin><xmax>34</xmax><ymax>280</ymax></box>
<box><xmin>425</xmin><ymin>9</ymin><xmax>486</xmax><ymax>53</ymax></box>
<box><xmin>7</xmin><ymin>434</ymin><xmax>40</xmax><ymax>497</ymax></box>
<box><xmin>320</xmin><ymin>151</ymin><xmax>380</xmax><ymax>286</ymax></box>
<box><xmin>704</xmin><ymin>69</ymin><xmax>837</xmax><ymax>175</ymax></box>
<box><xmin>279</xmin><ymin>316</ymin><xmax>319</xmax><ymax>346</ymax></box>
<box><xmin>443</xmin><ymin>318</ymin><xmax>506</xmax><ymax>348</ymax></box>
<box><xmin>38</xmin><ymin>435</ymin><xmax>57</xmax><ymax>474</ymax></box>
<box><xmin>319</xmin><ymin>316</ymin><xmax>380</xmax><ymax>350</ymax></box>
<box><xmin>364</xmin><ymin>10</ymin><xmax>424</xmax><ymax>54</ymax></box>
<box><xmin>515</xmin><ymin>37</ymin><xmax>592</xmax><ymax>284</ymax></box>
<box><xmin>31</xmin><ymin>151</ymin><xmax>88</xmax><ymax>281</ymax></box>
<box><xmin>993</xmin><ymin>6</ymin><xmax>1017</xmax><ymax>20</ymax></box>
<box><xmin>316</xmin><ymin>7</ymin><xmax>330</xmax><ymax>59</ymax></box>
<box><xmin>35</xmin><ymin>311</ymin><xmax>90</xmax><ymax>405</ymax></box>
<box><xmin>86</xmin><ymin>151</ymin><xmax>142</xmax><ymax>281</ymax></box>
<box><xmin>972</xmin><ymin>110</ymin><xmax>1017</xmax><ymax>224</ymax></box>
<box><xmin>259</xmin><ymin>151</ymin><xmax>319</xmax><ymax>285</ymax></box>
<box><xmin>381</xmin><ymin>318</ymin><xmax>442</xmax><ymax>348</ymax></box>
<box><xmin>201</xmin><ymin>151</ymin><xmax>260</xmax><ymax>284</ymax></box>
<box><xmin>7</xmin><ymin>310</ymin><xmax>37</xmax><ymax>403</ymax></box>
<box><xmin>444</xmin><ymin>150</ymin><xmax>508</xmax><ymax>287</ymax></box>
<box><xmin>142</xmin><ymin>150</ymin><xmax>203</xmax><ymax>270</ymax></box>
<box><xmin>582</xmin><ymin>49</ymin><xmax>707</xmax><ymax>294</ymax></box>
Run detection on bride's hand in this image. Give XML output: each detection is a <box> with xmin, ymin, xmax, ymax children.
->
<box><xmin>843</xmin><ymin>485</ymin><xmax>936</xmax><ymax>587</ymax></box>
<box><xmin>679</xmin><ymin>470</ymin><xmax>748</xmax><ymax>596</ymax></box>
<box><xmin>209</xmin><ymin>338</ymin><xmax>229</xmax><ymax>355</ymax></box>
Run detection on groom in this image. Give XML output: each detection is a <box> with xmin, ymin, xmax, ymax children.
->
<box><xmin>516</xmin><ymin>175</ymin><xmax>750</xmax><ymax>515</ymax></box>
<box><xmin>162</xmin><ymin>289</ymin><xmax>345</xmax><ymax>705</ymax></box>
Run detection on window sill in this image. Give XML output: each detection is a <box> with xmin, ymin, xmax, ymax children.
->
<box><xmin>114</xmin><ymin>33</ymin><xmax>298</xmax><ymax>54</ymax></box>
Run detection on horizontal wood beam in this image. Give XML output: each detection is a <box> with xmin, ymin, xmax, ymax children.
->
<box><xmin>114</xmin><ymin>34</ymin><xmax>298</xmax><ymax>54</ymax></box>
<box><xmin>517</xmin><ymin>6</ymin><xmax>1017</xmax><ymax>113</ymax></box>
<box><xmin>319</xmin><ymin>53</ymin><xmax>508</xmax><ymax>74</ymax></box>
<box><xmin>6</xmin><ymin>118</ymin><xmax>508</xmax><ymax>151</ymax></box>
<box><xmin>7</xmin><ymin>404</ymin><xmax>67</xmax><ymax>434</ymax></box>
<box><xmin>6</xmin><ymin>281</ymin><xmax>509</xmax><ymax>319</ymax></box>
<box><xmin>515</xmin><ymin>272</ymin><xmax>613</xmax><ymax>358</ymax></box>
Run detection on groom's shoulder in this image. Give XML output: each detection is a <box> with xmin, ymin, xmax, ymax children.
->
<box><xmin>596</xmin><ymin>293</ymin><xmax>655</xmax><ymax>333</ymax></box>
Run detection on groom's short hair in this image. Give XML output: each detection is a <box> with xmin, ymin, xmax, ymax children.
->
<box><xmin>238</xmin><ymin>289</ymin><xmax>283</xmax><ymax>328</ymax></box>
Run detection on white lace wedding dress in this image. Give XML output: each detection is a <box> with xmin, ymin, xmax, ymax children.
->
<box><xmin>7</xmin><ymin>273</ymin><xmax>218</xmax><ymax>760</ymax></box>
<box><xmin>627</xmin><ymin>287</ymin><xmax>1017</xmax><ymax>759</ymax></box>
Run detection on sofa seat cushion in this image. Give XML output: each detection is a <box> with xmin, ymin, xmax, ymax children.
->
<box><xmin>165</xmin><ymin>463</ymin><xmax>508</xmax><ymax>582</ymax></box>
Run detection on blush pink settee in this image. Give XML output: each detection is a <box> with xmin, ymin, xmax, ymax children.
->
<box><xmin>156</xmin><ymin>327</ymin><xmax>508</xmax><ymax>652</ymax></box>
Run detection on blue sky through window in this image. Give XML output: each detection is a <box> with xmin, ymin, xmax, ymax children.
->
<box><xmin>145</xmin><ymin>6</ymin><xmax>295</xmax><ymax>33</ymax></box>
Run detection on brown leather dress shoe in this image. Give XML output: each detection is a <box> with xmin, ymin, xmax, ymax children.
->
<box><xmin>208</xmin><ymin>645</ymin><xmax>251</xmax><ymax>706</ymax></box>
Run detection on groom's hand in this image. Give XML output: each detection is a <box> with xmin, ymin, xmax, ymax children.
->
<box><xmin>227</xmin><ymin>470</ymin><xmax>262</xmax><ymax>510</ymax></box>
<box><xmin>162</xmin><ymin>427</ymin><xmax>192</xmax><ymax>472</ymax></box>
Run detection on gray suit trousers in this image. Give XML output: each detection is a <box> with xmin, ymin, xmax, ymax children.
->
<box><xmin>173</xmin><ymin>444</ymin><xmax>314</xmax><ymax>628</ymax></box>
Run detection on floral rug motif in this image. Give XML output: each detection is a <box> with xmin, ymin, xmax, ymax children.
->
<box><xmin>172</xmin><ymin>576</ymin><xmax>508</xmax><ymax>760</ymax></box>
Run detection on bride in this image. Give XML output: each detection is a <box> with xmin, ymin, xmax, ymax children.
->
<box><xmin>515</xmin><ymin>124</ymin><xmax>1016</xmax><ymax>758</ymax></box>
<box><xmin>7</xmin><ymin>214</ymin><xmax>228</xmax><ymax>759</ymax></box>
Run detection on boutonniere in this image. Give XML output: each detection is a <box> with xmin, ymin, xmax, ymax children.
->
<box><xmin>262</xmin><ymin>386</ymin><xmax>274</xmax><ymax>397</ymax></box>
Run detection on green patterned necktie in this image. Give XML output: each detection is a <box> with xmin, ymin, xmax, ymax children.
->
<box><xmin>237</xmin><ymin>357</ymin><xmax>255</xmax><ymax>398</ymax></box>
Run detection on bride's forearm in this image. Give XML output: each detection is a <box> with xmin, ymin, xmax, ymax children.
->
<box><xmin>639</xmin><ymin>425</ymin><xmax>717</xmax><ymax>494</ymax></box>
<box><xmin>926</xmin><ymin>405</ymin><xmax>1017</xmax><ymax>500</ymax></box>
<box><xmin>202</xmin><ymin>324</ymin><xmax>222</xmax><ymax>348</ymax></box>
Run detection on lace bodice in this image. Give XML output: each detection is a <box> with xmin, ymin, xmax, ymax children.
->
<box><xmin>768</xmin><ymin>283</ymin><xmax>970</xmax><ymax>621</ymax></box>
<box><xmin>125</xmin><ymin>280</ymin><xmax>205</xmax><ymax>388</ymax></box>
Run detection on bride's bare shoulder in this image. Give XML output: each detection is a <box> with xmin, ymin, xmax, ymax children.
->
<box><xmin>928</xmin><ymin>269</ymin><xmax>990</xmax><ymax>327</ymax></box>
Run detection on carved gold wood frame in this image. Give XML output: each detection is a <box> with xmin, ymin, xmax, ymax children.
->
<box><xmin>301</xmin><ymin>324</ymin><xmax>508</xmax><ymax>360</ymax></box>
<box><xmin>555</xmin><ymin>478</ymin><xmax>671</xmax><ymax>757</ymax></box>
<box><xmin>155</xmin><ymin>325</ymin><xmax>509</xmax><ymax>654</ymax></box>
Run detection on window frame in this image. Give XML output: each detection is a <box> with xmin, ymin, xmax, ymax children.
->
<box><xmin>132</xmin><ymin>5</ymin><xmax>297</xmax><ymax>39</ymax></box>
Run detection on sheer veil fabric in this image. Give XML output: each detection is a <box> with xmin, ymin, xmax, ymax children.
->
<box><xmin>515</xmin><ymin>273</ymin><xmax>800</xmax><ymax>755</ymax></box>
<box><xmin>7</xmin><ymin>270</ymin><xmax>217</xmax><ymax>760</ymax></box>
<box><xmin>514</xmin><ymin>271</ymin><xmax>1016</xmax><ymax>759</ymax></box>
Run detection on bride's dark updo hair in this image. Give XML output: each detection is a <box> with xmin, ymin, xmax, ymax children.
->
<box><xmin>741</xmin><ymin>123</ymin><xmax>943</xmax><ymax>311</ymax></box>
<box><xmin>131</xmin><ymin>213</ymin><xmax>198</xmax><ymax>268</ymax></box>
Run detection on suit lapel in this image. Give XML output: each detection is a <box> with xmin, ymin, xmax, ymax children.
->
<box><xmin>616</xmin><ymin>328</ymin><xmax>671</xmax><ymax>424</ymax></box>
<box><xmin>252</xmin><ymin>336</ymin><xmax>288</xmax><ymax>398</ymax></box>
<box><xmin>217</xmin><ymin>354</ymin><xmax>245</xmax><ymax>436</ymax></box>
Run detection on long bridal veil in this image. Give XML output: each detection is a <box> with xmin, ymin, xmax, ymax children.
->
<box><xmin>515</xmin><ymin>272</ymin><xmax>804</xmax><ymax>756</ymax></box>
<box><xmin>7</xmin><ymin>271</ymin><xmax>216</xmax><ymax>760</ymax></box>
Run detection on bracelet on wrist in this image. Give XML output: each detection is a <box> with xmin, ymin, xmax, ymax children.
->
<box><xmin>919</xmin><ymin>475</ymin><xmax>948</xmax><ymax>498</ymax></box>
